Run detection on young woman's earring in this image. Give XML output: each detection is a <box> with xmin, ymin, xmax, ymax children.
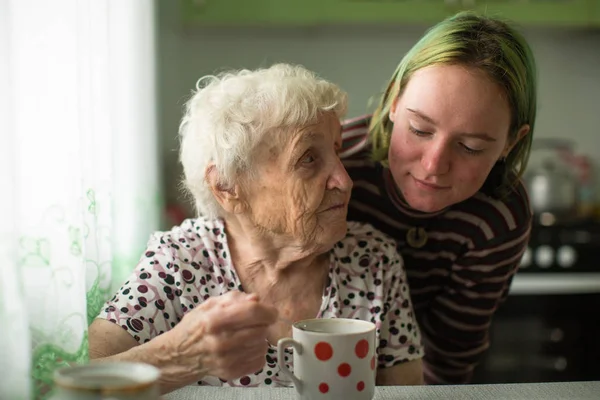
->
<box><xmin>482</xmin><ymin>157</ymin><xmax>507</xmax><ymax>197</ymax></box>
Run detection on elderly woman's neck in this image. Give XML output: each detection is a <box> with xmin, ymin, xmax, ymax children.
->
<box><xmin>224</xmin><ymin>218</ymin><xmax>328</xmax><ymax>276</ymax></box>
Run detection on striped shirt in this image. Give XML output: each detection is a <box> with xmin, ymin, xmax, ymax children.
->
<box><xmin>340</xmin><ymin>115</ymin><xmax>532</xmax><ymax>384</ymax></box>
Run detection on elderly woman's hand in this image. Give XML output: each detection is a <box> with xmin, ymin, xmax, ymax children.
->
<box><xmin>156</xmin><ymin>291</ymin><xmax>278</xmax><ymax>384</ymax></box>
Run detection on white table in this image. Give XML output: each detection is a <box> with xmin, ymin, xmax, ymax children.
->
<box><xmin>164</xmin><ymin>381</ymin><xmax>600</xmax><ymax>399</ymax></box>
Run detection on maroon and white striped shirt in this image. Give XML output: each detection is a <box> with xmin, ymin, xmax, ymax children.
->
<box><xmin>340</xmin><ymin>115</ymin><xmax>532</xmax><ymax>384</ymax></box>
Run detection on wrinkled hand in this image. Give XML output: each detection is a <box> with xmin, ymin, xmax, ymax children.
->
<box><xmin>161</xmin><ymin>291</ymin><xmax>278</xmax><ymax>383</ymax></box>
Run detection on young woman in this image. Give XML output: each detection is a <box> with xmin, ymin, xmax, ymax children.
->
<box><xmin>341</xmin><ymin>11</ymin><xmax>537</xmax><ymax>384</ymax></box>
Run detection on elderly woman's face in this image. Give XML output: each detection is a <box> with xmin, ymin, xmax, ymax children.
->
<box><xmin>242</xmin><ymin>112</ymin><xmax>352</xmax><ymax>247</ymax></box>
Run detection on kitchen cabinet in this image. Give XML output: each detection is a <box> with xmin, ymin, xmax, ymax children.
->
<box><xmin>470</xmin><ymin>0</ymin><xmax>592</xmax><ymax>27</ymax></box>
<box><xmin>181</xmin><ymin>0</ymin><xmax>598</xmax><ymax>27</ymax></box>
<box><xmin>181</xmin><ymin>0</ymin><xmax>453</xmax><ymax>26</ymax></box>
<box><xmin>473</xmin><ymin>293</ymin><xmax>600</xmax><ymax>384</ymax></box>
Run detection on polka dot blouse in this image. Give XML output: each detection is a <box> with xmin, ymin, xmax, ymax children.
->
<box><xmin>96</xmin><ymin>217</ymin><xmax>424</xmax><ymax>387</ymax></box>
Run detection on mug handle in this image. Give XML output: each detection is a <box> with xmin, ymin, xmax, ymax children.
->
<box><xmin>277</xmin><ymin>337</ymin><xmax>303</xmax><ymax>393</ymax></box>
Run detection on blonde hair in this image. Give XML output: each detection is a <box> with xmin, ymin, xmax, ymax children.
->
<box><xmin>179</xmin><ymin>63</ymin><xmax>348</xmax><ymax>218</ymax></box>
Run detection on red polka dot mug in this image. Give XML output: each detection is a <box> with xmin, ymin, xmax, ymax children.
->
<box><xmin>277</xmin><ymin>318</ymin><xmax>376</xmax><ymax>399</ymax></box>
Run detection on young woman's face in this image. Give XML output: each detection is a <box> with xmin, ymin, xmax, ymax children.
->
<box><xmin>388</xmin><ymin>64</ymin><xmax>528</xmax><ymax>212</ymax></box>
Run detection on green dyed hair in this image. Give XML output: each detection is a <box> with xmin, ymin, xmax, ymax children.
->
<box><xmin>370</xmin><ymin>11</ymin><xmax>537</xmax><ymax>198</ymax></box>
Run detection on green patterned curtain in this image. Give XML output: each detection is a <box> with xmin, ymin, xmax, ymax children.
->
<box><xmin>0</xmin><ymin>1</ymin><xmax>161</xmax><ymax>399</ymax></box>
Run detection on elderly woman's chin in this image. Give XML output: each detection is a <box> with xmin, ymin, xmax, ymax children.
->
<box><xmin>316</xmin><ymin>204</ymin><xmax>349</xmax><ymax>246</ymax></box>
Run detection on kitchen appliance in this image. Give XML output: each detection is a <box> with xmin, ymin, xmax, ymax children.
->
<box><xmin>523</xmin><ymin>139</ymin><xmax>582</xmax><ymax>225</ymax></box>
<box><xmin>472</xmin><ymin>292</ymin><xmax>600</xmax><ymax>384</ymax></box>
<box><xmin>472</xmin><ymin>221</ymin><xmax>600</xmax><ymax>384</ymax></box>
<box><xmin>519</xmin><ymin>220</ymin><xmax>600</xmax><ymax>274</ymax></box>
<box><xmin>524</xmin><ymin>159</ymin><xmax>579</xmax><ymax>221</ymax></box>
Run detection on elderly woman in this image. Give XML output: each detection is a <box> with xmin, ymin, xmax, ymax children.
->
<box><xmin>89</xmin><ymin>63</ymin><xmax>423</xmax><ymax>394</ymax></box>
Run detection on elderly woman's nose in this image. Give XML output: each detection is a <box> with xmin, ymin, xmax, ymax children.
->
<box><xmin>327</xmin><ymin>160</ymin><xmax>353</xmax><ymax>191</ymax></box>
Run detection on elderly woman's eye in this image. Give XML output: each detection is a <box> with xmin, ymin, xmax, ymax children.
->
<box><xmin>301</xmin><ymin>153</ymin><xmax>316</xmax><ymax>164</ymax></box>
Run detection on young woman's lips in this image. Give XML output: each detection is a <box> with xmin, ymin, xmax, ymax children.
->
<box><xmin>412</xmin><ymin>176</ymin><xmax>450</xmax><ymax>191</ymax></box>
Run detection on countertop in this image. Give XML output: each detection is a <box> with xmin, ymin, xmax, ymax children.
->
<box><xmin>164</xmin><ymin>381</ymin><xmax>600</xmax><ymax>399</ymax></box>
<box><xmin>510</xmin><ymin>272</ymin><xmax>600</xmax><ymax>295</ymax></box>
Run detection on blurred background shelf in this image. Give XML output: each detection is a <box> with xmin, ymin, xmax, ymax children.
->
<box><xmin>181</xmin><ymin>0</ymin><xmax>599</xmax><ymax>28</ymax></box>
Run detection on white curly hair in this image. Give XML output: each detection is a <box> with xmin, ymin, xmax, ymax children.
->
<box><xmin>178</xmin><ymin>63</ymin><xmax>348</xmax><ymax>218</ymax></box>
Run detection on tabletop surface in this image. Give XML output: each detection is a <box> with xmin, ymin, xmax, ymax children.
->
<box><xmin>164</xmin><ymin>380</ymin><xmax>600</xmax><ymax>399</ymax></box>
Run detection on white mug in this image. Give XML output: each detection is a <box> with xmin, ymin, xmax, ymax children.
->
<box><xmin>277</xmin><ymin>318</ymin><xmax>376</xmax><ymax>400</ymax></box>
<box><xmin>51</xmin><ymin>362</ymin><xmax>160</xmax><ymax>400</ymax></box>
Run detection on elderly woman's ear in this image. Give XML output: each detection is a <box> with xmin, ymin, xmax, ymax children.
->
<box><xmin>205</xmin><ymin>165</ymin><xmax>245</xmax><ymax>214</ymax></box>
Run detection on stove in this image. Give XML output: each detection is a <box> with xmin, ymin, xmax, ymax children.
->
<box><xmin>510</xmin><ymin>220</ymin><xmax>600</xmax><ymax>295</ymax></box>
<box><xmin>473</xmin><ymin>220</ymin><xmax>600</xmax><ymax>384</ymax></box>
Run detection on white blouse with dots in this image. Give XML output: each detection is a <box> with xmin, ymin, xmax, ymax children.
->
<box><xmin>96</xmin><ymin>217</ymin><xmax>423</xmax><ymax>387</ymax></box>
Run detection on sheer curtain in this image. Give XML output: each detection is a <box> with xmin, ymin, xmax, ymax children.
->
<box><xmin>0</xmin><ymin>1</ymin><xmax>162</xmax><ymax>398</ymax></box>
